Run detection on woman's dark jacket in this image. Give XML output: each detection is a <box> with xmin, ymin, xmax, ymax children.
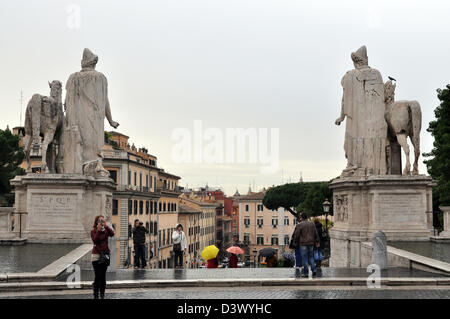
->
<box><xmin>91</xmin><ymin>226</ymin><xmax>115</xmax><ymax>254</ymax></box>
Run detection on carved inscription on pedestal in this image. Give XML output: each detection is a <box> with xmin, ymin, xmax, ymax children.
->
<box><xmin>377</xmin><ymin>193</ymin><xmax>423</xmax><ymax>224</ymax></box>
<box><xmin>29</xmin><ymin>193</ymin><xmax>78</xmax><ymax>227</ymax></box>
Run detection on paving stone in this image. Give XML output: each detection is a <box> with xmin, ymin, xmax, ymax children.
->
<box><xmin>4</xmin><ymin>287</ymin><xmax>450</xmax><ymax>299</ymax></box>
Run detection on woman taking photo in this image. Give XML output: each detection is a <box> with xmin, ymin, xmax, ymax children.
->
<box><xmin>91</xmin><ymin>215</ymin><xmax>114</xmax><ymax>299</ymax></box>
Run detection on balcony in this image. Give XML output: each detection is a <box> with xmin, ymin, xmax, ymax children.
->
<box><xmin>115</xmin><ymin>184</ymin><xmax>155</xmax><ymax>194</ymax></box>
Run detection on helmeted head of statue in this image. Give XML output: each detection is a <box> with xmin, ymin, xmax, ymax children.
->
<box><xmin>81</xmin><ymin>48</ymin><xmax>98</xmax><ymax>69</ymax></box>
<box><xmin>351</xmin><ymin>45</ymin><xmax>368</xmax><ymax>69</ymax></box>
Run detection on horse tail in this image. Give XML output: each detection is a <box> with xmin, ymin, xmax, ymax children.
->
<box><xmin>409</xmin><ymin>101</ymin><xmax>422</xmax><ymax>148</ymax></box>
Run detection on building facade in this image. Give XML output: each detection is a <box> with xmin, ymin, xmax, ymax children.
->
<box><xmin>237</xmin><ymin>190</ymin><xmax>297</xmax><ymax>262</ymax></box>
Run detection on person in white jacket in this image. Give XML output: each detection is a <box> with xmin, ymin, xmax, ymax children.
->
<box><xmin>172</xmin><ymin>224</ymin><xmax>187</xmax><ymax>269</ymax></box>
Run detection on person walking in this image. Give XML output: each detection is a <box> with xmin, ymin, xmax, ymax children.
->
<box><xmin>266</xmin><ymin>255</ymin><xmax>278</xmax><ymax>268</ymax></box>
<box><xmin>292</xmin><ymin>212</ymin><xmax>320</xmax><ymax>278</ymax></box>
<box><xmin>172</xmin><ymin>224</ymin><xmax>187</xmax><ymax>269</ymax></box>
<box><xmin>290</xmin><ymin>226</ymin><xmax>302</xmax><ymax>269</ymax></box>
<box><xmin>229</xmin><ymin>253</ymin><xmax>238</xmax><ymax>268</ymax></box>
<box><xmin>91</xmin><ymin>215</ymin><xmax>114</xmax><ymax>299</ymax></box>
<box><xmin>132</xmin><ymin>219</ymin><xmax>149</xmax><ymax>269</ymax></box>
<box><xmin>207</xmin><ymin>256</ymin><xmax>219</xmax><ymax>268</ymax></box>
<box><xmin>313</xmin><ymin>218</ymin><xmax>326</xmax><ymax>269</ymax></box>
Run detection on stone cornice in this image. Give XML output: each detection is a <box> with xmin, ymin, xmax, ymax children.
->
<box><xmin>10</xmin><ymin>173</ymin><xmax>116</xmax><ymax>189</ymax></box>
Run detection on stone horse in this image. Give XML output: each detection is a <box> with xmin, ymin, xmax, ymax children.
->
<box><xmin>384</xmin><ymin>80</ymin><xmax>422</xmax><ymax>175</ymax></box>
<box><xmin>24</xmin><ymin>80</ymin><xmax>64</xmax><ymax>173</ymax></box>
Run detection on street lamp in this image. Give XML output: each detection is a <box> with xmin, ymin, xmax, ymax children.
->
<box><xmin>322</xmin><ymin>198</ymin><xmax>331</xmax><ymax>233</ymax></box>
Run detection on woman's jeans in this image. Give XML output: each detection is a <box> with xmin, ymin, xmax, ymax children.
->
<box><xmin>314</xmin><ymin>249</ymin><xmax>323</xmax><ymax>261</ymax></box>
<box><xmin>295</xmin><ymin>247</ymin><xmax>302</xmax><ymax>268</ymax></box>
<box><xmin>174</xmin><ymin>250</ymin><xmax>183</xmax><ymax>268</ymax></box>
<box><xmin>300</xmin><ymin>245</ymin><xmax>316</xmax><ymax>275</ymax></box>
<box><xmin>92</xmin><ymin>261</ymin><xmax>108</xmax><ymax>296</ymax></box>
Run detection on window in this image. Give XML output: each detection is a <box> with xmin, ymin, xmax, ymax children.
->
<box><xmin>112</xmin><ymin>199</ymin><xmax>118</xmax><ymax>215</ymax></box>
<box><xmin>150</xmin><ymin>175</ymin><xmax>153</xmax><ymax>188</ymax></box>
<box><xmin>257</xmin><ymin>235</ymin><xmax>264</xmax><ymax>245</ymax></box>
<box><xmin>244</xmin><ymin>218</ymin><xmax>250</xmax><ymax>227</ymax></box>
<box><xmin>146</xmin><ymin>222</ymin><xmax>149</xmax><ymax>230</ymax></box>
<box><xmin>150</xmin><ymin>222</ymin><xmax>154</xmax><ymax>234</ymax></box>
<box><xmin>139</xmin><ymin>173</ymin><xmax>142</xmax><ymax>187</ymax></box>
<box><xmin>128</xmin><ymin>200</ymin><xmax>132</xmax><ymax>215</ymax></box>
<box><xmin>244</xmin><ymin>234</ymin><xmax>250</xmax><ymax>244</ymax></box>
<box><xmin>154</xmin><ymin>222</ymin><xmax>158</xmax><ymax>235</ymax></box>
<box><xmin>139</xmin><ymin>201</ymin><xmax>143</xmax><ymax>214</ymax></box>
<box><xmin>163</xmin><ymin>230</ymin><xmax>166</xmax><ymax>247</ymax></box>
<box><xmin>154</xmin><ymin>201</ymin><xmax>158</xmax><ymax>213</ymax></box>
<box><xmin>134</xmin><ymin>171</ymin><xmax>137</xmax><ymax>186</ymax></box>
<box><xmin>128</xmin><ymin>171</ymin><xmax>131</xmax><ymax>185</ymax></box>
<box><xmin>245</xmin><ymin>205</ymin><xmax>249</xmax><ymax>212</ymax></box>
<box><xmin>174</xmin><ymin>203</ymin><xmax>177</xmax><ymax>212</ymax></box>
<box><xmin>108</xmin><ymin>170</ymin><xmax>117</xmax><ymax>183</ymax></box>
<box><xmin>257</xmin><ymin>204</ymin><xmax>263</xmax><ymax>211</ymax></box>
<box><xmin>128</xmin><ymin>224</ymin><xmax>132</xmax><ymax>238</ymax></box>
<box><xmin>159</xmin><ymin>202</ymin><xmax>162</xmax><ymax>212</ymax></box>
<box><xmin>163</xmin><ymin>202</ymin><xmax>166</xmax><ymax>212</ymax></box>
<box><xmin>150</xmin><ymin>201</ymin><xmax>153</xmax><ymax>214</ymax></box>
<box><xmin>284</xmin><ymin>235</ymin><xmax>290</xmax><ymax>245</ymax></box>
<box><xmin>293</xmin><ymin>218</ymin><xmax>298</xmax><ymax>225</ymax></box>
<box><xmin>271</xmin><ymin>236</ymin><xmax>279</xmax><ymax>245</ymax></box>
<box><xmin>284</xmin><ymin>218</ymin><xmax>289</xmax><ymax>226</ymax></box>
<box><xmin>272</xmin><ymin>218</ymin><xmax>278</xmax><ymax>228</ymax></box>
<box><xmin>146</xmin><ymin>175</ymin><xmax>148</xmax><ymax>187</ymax></box>
<box><xmin>134</xmin><ymin>200</ymin><xmax>138</xmax><ymax>215</ymax></box>
<box><xmin>257</xmin><ymin>218</ymin><xmax>263</xmax><ymax>228</ymax></box>
<box><xmin>146</xmin><ymin>201</ymin><xmax>149</xmax><ymax>214</ymax></box>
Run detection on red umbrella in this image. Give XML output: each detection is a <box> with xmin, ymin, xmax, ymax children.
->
<box><xmin>226</xmin><ymin>246</ymin><xmax>244</xmax><ymax>255</ymax></box>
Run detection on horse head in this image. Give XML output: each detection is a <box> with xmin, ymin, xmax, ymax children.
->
<box><xmin>48</xmin><ymin>80</ymin><xmax>63</xmax><ymax>102</ymax></box>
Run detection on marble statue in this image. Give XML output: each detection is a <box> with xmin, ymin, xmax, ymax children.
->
<box><xmin>24</xmin><ymin>80</ymin><xmax>64</xmax><ymax>173</ymax></box>
<box><xmin>62</xmin><ymin>48</ymin><xmax>119</xmax><ymax>176</ymax></box>
<box><xmin>335</xmin><ymin>46</ymin><xmax>388</xmax><ymax>177</ymax></box>
<box><xmin>384</xmin><ymin>80</ymin><xmax>422</xmax><ymax>175</ymax></box>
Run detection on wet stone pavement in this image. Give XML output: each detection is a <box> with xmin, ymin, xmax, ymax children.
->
<box><xmin>4</xmin><ymin>286</ymin><xmax>450</xmax><ymax>299</ymax></box>
<box><xmin>57</xmin><ymin>267</ymin><xmax>448</xmax><ymax>282</ymax></box>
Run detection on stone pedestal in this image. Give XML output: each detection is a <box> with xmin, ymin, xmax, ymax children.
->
<box><xmin>439</xmin><ymin>206</ymin><xmax>450</xmax><ymax>237</ymax></box>
<box><xmin>11</xmin><ymin>174</ymin><xmax>115</xmax><ymax>243</ymax></box>
<box><xmin>329</xmin><ymin>175</ymin><xmax>435</xmax><ymax>267</ymax></box>
<box><xmin>0</xmin><ymin>207</ymin><xmax>15</xmax><ymax>239</ymax></box>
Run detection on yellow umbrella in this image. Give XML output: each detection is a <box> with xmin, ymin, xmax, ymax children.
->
<box><xmin>201</xmin><ymin>245</ymin><xmax>219</xmax><ymax>261</ymax></box>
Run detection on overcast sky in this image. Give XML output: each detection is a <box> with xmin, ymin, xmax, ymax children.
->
<box><xmin>1</xmin><ymin>0</ymin><xmax>449</xmax><ymax>195</ymax></box>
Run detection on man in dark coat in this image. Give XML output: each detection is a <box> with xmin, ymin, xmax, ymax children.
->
<box><xmin>132</xmin><ymin>219</ymin><xmax>149</xmax><ymax>269</ymax></box>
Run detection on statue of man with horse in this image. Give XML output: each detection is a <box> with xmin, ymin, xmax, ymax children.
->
<box><xmin>335</xmin><ymin>45</ymin><xmax>422</xmax><ymax>177</ymax></box>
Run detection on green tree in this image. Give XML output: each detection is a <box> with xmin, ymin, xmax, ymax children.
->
<box><xmin>105</xmin><ymin>131</ymin><xmax>119</xmax><ymax>149</ymax></box>
<box><xmin>424</xmin><ymin>85</ymin><xmax>450</xmax><ymax>207</ymax></box>
<box><xmin>0</xmin><ymin>127</ymin><xmax>26</xmax><ymax>206</ymax></box>
<box><xmin>296</xmin><ymin>182</ymin><xmax>332</xmax><ymax>217</ymax></box>
<box><xmin>262</xmin><ymin>181</ymin><xmax>332</xmax><ymax>219</ymax></box>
